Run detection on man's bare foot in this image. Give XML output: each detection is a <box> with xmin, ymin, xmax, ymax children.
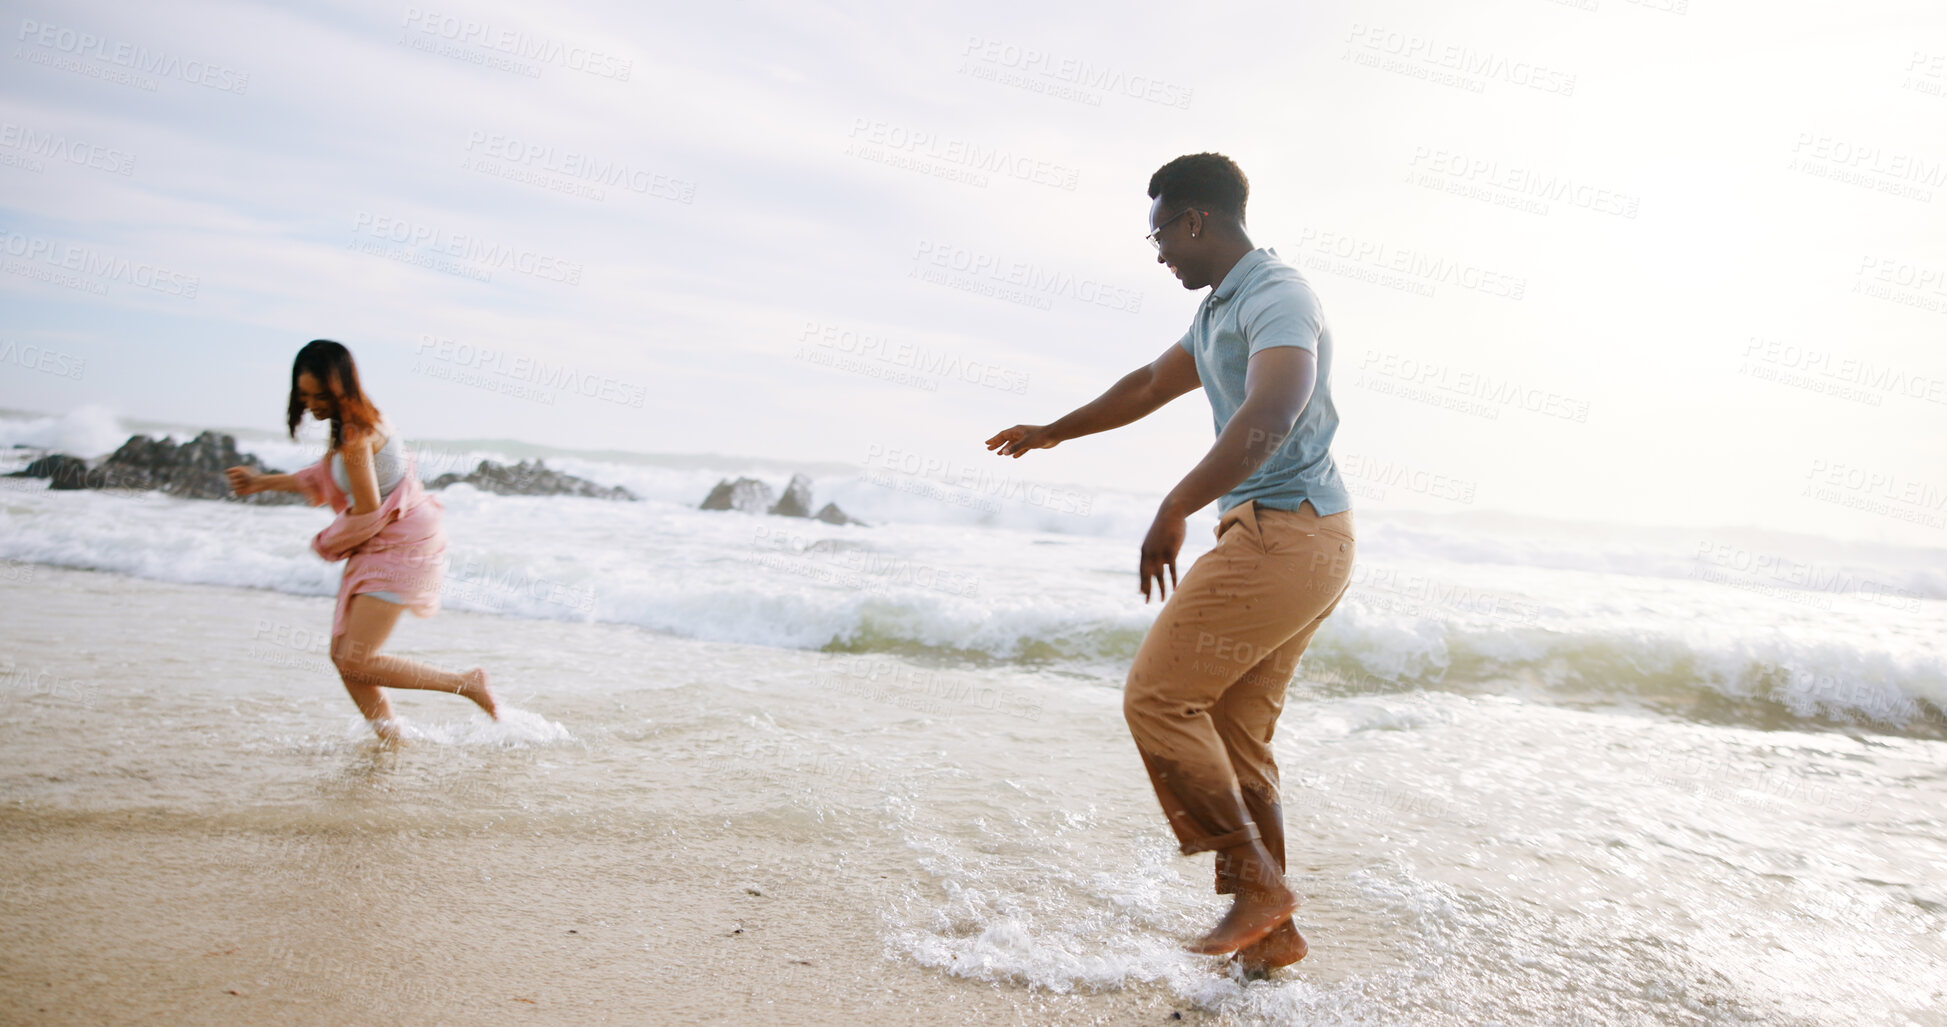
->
<box><xmin>458</xmin><ymin>668</ymin><xmax>499</xmax><ymax>720</ymax></box>
<box><xmin>1188</xmin><ymin>881</ymin><xmax>1298</xmax><ymax>955</ymax></box>
<box><xmin>1231</xmin><ymin>919</ymin><xmax>1307</xmax><ymax>978</ymax></box>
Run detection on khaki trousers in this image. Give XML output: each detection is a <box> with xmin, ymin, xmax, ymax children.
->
<box><xmin>1123</xmin><ymin>499</ymin><xmax>1355</xmax><ymax>887</ymax></box>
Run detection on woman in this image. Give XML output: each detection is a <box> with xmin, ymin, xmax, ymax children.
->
<box><xmin>228</xmin><ymin>339</ymin><xmax>497</xmax><ymax>739</ymax></box>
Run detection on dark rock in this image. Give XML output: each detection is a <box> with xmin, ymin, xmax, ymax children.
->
<box><xmin>700</xmin><ymin>474</ymin><xmax>864</xmax><ymax>525</ymax></box>
<box><xmin>8</xmin><ymin>432</ymin><xmax>305</xmax><ymax>505</ymax></box>
<box><xmin>700</xmin><ymin>477</ymin><xmax>775</xmax><ymax>514</ymax></box>
<box><xmin>814</xmin><ymin>502</ymin><xmax>863</xmax><ymax>527</ymax></box>
<box><xmin>10</xmin><ymin>454</ymin><xmax>91</xmax><ymax>489</ymax></box>
<box><xmin>103</xmin><ymin>431</ymin><xmax>306</xmax><ymax>504</ymax></box>
<box><xmin>429</xmin><ymin>459</ymin><xmax>635</xmax><ymax>500</ymax></box>
<box><xmin>769</xmin><ymin>473</ymin><xmax>815</xmax><ymax>518</ymax></box>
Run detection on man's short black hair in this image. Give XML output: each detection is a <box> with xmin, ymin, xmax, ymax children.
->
<box><xmin>1147</xmin><ymin>153</ymin><xmax>1249</xmax><ymax>219</ymax></box>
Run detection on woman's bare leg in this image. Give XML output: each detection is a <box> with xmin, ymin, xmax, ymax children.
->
<box><xmin>332</xmin><ymin>597</ymin><xmax>405</xmax><ymax>739</ymax></box>
<box><xmin>330</xmin><ymin>596</ymin><xmax>499</xmax><ymax>736</ymax></box>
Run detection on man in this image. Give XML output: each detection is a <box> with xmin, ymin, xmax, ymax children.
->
<box><xmin>985</xmin><ymin>153</ymin><xmax>1354</xmax><ymax>972</ymax></box>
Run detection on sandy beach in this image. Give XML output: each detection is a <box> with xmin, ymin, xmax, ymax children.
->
<box><xmin>0</xmin><ymin>566</ymin><xmax>1208</xmax><ymax>1025</ymax></box>
<box><xmin>6</xmin><ymin>558</ymin><xmax>1943</xmax><ymax>1025</ymax></box>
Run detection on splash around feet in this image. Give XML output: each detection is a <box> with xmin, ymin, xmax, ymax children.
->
<box><xmin>1186</xmin><ymin>882</ymin><xmax>1300</xmax><ymax>956</ymax></box>
<box><xmin>1231</xmin><ymin>919</ymin><xmax>1307</xmax><ymax>977</ymax></box>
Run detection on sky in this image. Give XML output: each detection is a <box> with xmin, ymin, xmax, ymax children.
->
<box><xmin>1</xmin><ymin>0</ymin><xmax>1943</xmax><ymax>545</ymax></box>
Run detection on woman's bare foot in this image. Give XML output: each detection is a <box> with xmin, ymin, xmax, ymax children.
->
<box><xmin>1232</xmin><ymin>919</ymin><xmax>1307</xmax><ymax>978</ymax></box>
<box><xmin>370</xmin><ymin>716</ymin><xmax>405</xmax><ymax>745</ymax></box>
<box><xmin>458</xmin><ymin>668</ymin><xmax>499</xmax><ymax>720</ymax></box>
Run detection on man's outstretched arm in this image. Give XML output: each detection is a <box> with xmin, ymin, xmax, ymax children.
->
<box><xmin>985</xmin><ymin>341</ymin><xmax>1200</xmax><ymax>458</ymax></box>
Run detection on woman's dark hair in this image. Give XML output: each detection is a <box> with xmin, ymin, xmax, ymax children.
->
<box><xmin>1147</xmin><ymin>152</ymin><xmax>1250</xmax><ymax>220</ymax></box>
<box><xmin>287</xmin><ymin>339</ymin><xmax>381</xmax><ymax>449</ymax></box>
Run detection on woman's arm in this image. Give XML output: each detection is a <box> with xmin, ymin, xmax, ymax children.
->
<box><xmin>227</xmin><ymin>468</ymin><xmax>301</xmax><ymax>495</ymax></box>
<box><xmin>336</xmin><ymin>432</ymin><xmax>384</xmax><ymax>516</ymax></box>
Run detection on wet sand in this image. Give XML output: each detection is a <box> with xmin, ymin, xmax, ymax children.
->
<box><xmin>9</xmin><ymin>565</ymin><xmax>1937</xmax><ymax>1025</ymax></box>
<box><xmin>0</xmin><ymin>567</ymin><xmax>1202</xmax><ymax>1025</ymax></box>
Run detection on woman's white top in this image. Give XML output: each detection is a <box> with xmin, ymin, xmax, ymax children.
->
<box><xmin>329</xmin><ymin>421</ymin><xmax>408</xmax><ymax>499</ymax></box>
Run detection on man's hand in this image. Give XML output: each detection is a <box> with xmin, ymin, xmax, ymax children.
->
<box><xmin>984</xmin><ymin>424</ymin><xmax>1062</xmax><ymax>458</ymax></box>
<box><xmin>226</xmin><ymin>466</ymin><xmax>261</xmax><ymax>496</ymax></box>
<box><xmin>1140</xmin><ymin>506</ymin><xmax>1187</xmax><ymax>603</ymax></box>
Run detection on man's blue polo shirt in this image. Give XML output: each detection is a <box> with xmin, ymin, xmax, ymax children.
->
<box><xmin>1177</xmin><ymin>247</ymin><xmax>1351</xmax><ymax>516</ymax></box>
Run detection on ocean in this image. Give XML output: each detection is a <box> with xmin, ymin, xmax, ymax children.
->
<box><xmin>2</xmin><ymin>405</ymin><xmax>1943</xmax><ymax>1025</ymax></box>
